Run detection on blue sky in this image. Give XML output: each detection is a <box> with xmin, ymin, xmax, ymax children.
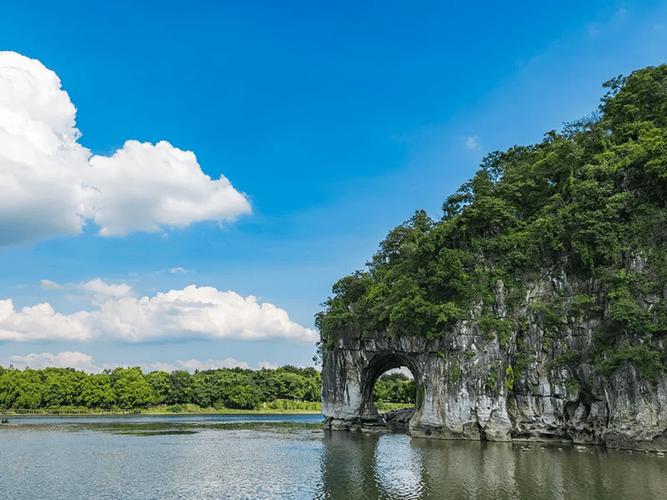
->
<box><xmin>1</xmin><ymin>1</ymin><xmax>666</xmax><ymax>371</ymax></box>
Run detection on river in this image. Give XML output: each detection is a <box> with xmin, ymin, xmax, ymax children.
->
<box><xmin>0</xmin><ymin>414</ymin><xmax>664</xmax><ymax>499</ymax></box>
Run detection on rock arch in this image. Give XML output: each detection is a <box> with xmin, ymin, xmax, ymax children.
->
<box><xmin>358</xmin><ymin>351</ymin><xmax>419</xmax><ymax>428</ymax></box>
<box><xmin>321</xmin><ymin>328</ymin><xmax>667</xmax><ymax>451</ymax></box>
<box><xmin>321</xmin><ymin>329</ymin><xmax>513</xmax><ymax>440</ymax></box>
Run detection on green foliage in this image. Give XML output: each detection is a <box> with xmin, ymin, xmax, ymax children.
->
<box><xmin>259</xmin><ymin>399</ymin><xmax>321</xmax><ymax>411</ymax></box>
<box><xmin>568</xmin><ymin>294</ymin><xmax>600</xmax><ymax>317</ymax></box>
<box><xmin>111</xmin><ymin>368</ymin><xmax>155</xmax><ymax>409</ymax></box>
<box><xmin>0</xmin><ymin>365</ymin><xmax>322</xmax><ymax>412</ymax></box>
<box><xmin>478</xmin><ymin>317</ymin><xmax>513</xmax><ymax>346</ymax></box>
<box><xmin>416</xmin><ymin>384</ymin><xmax>425</xmax><ymax>408</ymax></box>
<box><xmin>318</xmin><ymin>65</ymin><xmax>667</xmax><ymax>381</ymax></box>
<box><xmin>486</xmin><ymin>367</ymin><xmax>498</xmax><ymax>392</ymax></box>
<box><xmin>551</xmin><ymin>350</ymin><xmax>581</xmax><ymax>369</ymax></box>
<box><xmin>226</xmin><ymin>385</ymin><xmax>262</xmax><ymax>410</ymax></box>
<box><xmin>504</xmin><ymin>365</ymin><xmax>515</xmax><ymax>392</ymax></box>
<box><xmin>372</xmin><ymin>373</ymin><xmax>416</xmax><ymax>404</ymax></box>
<box><xmin>565</xmin><ymin>378</ymin><xmax>580</xmax><ymax>395</ymax></box>
<box><xmin>594</xmin><ymin>342</ymin><xmax>664</xmax><ymax>380</ymax></box>
<box><xmin>450</xmin><ymin>359</ymin><xmax>462</xmax><ymax>384</ymax></box>
<box><xmin>529</xmin><ymin>300</ymin><xmax>566</xmax><ymax>336</ymax></box>
<box><xmin>376</xmin><ymin>401</ymin><xmax>414</xmax><ymax>412</ymax></box>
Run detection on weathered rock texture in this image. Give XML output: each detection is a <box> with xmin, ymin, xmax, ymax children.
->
<box><xmin>321</xmin><ymin>276</ymin><xmax>667</xmax><ymax>452</ymax></box>
<box><xmin>383</xmin><ymin>407</ymin><xmax>415</xmax><ymax>433</ymax></box>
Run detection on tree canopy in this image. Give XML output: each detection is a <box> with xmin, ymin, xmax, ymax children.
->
<box><xmin>0</xmin><ymin>365</ymin><xmax>319</xmax><ymax>411</ymax></box>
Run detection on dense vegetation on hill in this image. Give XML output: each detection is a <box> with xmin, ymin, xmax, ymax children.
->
<box><xmin>317</xmin><ymin>66</ymin><xmax>667</xmax><ymax>380</ymax></box>
<box><xmin>0</xmin><ymin>365</ymin><xmax>414</xmax><ymax>412</ymax></box>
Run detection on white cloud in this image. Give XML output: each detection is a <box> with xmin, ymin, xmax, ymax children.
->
<box><xmin>92</xmin><ymin>285</ymin><xmax>317</xmax><ymax>343</ymax></box>
<box><xmin>0</xmin><ymin>51</ymin><xmax>250</xmax><ymax>246</ymax></box>
<box><xmin>0</xmin><ymin>282</ymin><xmax>317</xmax><ymax>343</ymax></box>
<box><xmin>169</xmin><ymin>267</ymin><xmax>186</xmax><ymax>274</ymax></box>
<box><xmin>464</xmin><ymin>135</ymin><xmax>480</xmax><ymax>151</ymax></box>
<box><xmin>9</xmin><ymin>351</ymin><xmax>98</xmax><ymax>371</ymax></box>
<box><xmin>258</xmin><ymin>360</ymin><xmax>280</xmax><ymax>370</ymax></box>
<box><xmin>0</xmin><ymin>300</ymin><xmax>91</xmax><ymax>341</ymax></box>
<box><xmin>384</xmin><ymin>367</ymin><xmax>414</xmax><ymax>379</ymax></box>
<box><xmin>39</xmin><ymin>277</ymin><xmax>131</xmax><ymax>298</ymax></box>
<box><xmin>87</xmin><ymin>141</ymin><xmax>250</xmax><ymax>236</ymax></box>
<box><xmin>0</xmin><ymin>52</ymin><xmax>90</xmax><ymax>245</ymax></box>
<box><xmin>145</xmin><ymin>357</ymin><xmax>251</xmax><ymax>372</ymax></box>
<box><xmin>81</xmin><ymin>278</ymin><xmax>132</xmax><ymax>298</ymax></box>
<box><xmin>40</xmin><ymin>279</ymin><xmax>63</xmax><ymax>290</ymax></box>
<box><xmin>4</xmin><ymin>351</ymin><xmax>287</xmax><ymax>373</ymax></box>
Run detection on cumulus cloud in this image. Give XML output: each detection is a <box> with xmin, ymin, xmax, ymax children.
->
<box><xmin>5</xmin><ymin>351</ymin><xmax>290</xmax><ymax>373</ymax></box>
<box><xmin>0</xmin><ymin>281</ymin><xmax>317</xmax><ymax>343</ymax></box>
<box><xmin>145</xmin><ymin>357</ymin><xmax>251</xmax><ymax>372</ymax></box>
<box><xmin>0</xmin><ymin>300</ymin><xmax>91</xmax><ymax>341</ymax></box>
<box><xmin>9</xmin><ymin>351</ymin><xmax>98</xmax><ymax>371</ymax></box>
<box><xmin>81</xmin><ymin>278</ymin><xmax>132</xmax><ymax>298</ymax></box>
<box><xmin>87</xmin><ymin>141</ymin><xmax>250</xmax><ymax>236</ymax></box>
<box><xmin>92</xmin><ymin>285</ymin><xmax>317</xmax><ymax>342</ymax></box>
<box><xmin>0</xmin><ymin>51</ymin><xmax>250</xmax><ymax>246</ymax></box>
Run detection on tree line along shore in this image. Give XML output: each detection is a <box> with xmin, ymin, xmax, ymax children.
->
<box><xmin>0</xmin><ymin>365</ymin><xmax>414</xmax><ymax>414</ymax></box>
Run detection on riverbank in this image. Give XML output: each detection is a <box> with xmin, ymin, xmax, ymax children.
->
<box><xmin>0</xmin><ymin>401</ymin><xmax>413</xmax><ymax>418</ymax></box>
<box><xmin>0</xmin><ymin>403</ymin><xmax>321</xmax><ymax>417</ymax></box>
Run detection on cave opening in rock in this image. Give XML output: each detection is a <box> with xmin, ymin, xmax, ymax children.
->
<box><xmin>373</xmin><ymin>368</ymin><xmax>416</xmax><ymax>410</ymax></box>
<box><xmin>363</xmin><ymin>353</ymin><xmax>421</xmax><ymax>431</ymax></box>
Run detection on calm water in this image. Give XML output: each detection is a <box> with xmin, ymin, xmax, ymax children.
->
<box><xmin>0</xmin><ymin>414</ymin><xmax>665</xmax><ymax>499</ymax></box>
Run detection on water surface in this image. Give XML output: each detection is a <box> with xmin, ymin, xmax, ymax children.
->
<box><xmin>0</xmin><ymin>414</ymin><xmax>664</xmax><ymax>499</ymax></box>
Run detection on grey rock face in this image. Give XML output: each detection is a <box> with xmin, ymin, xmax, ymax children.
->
<box><xmin>383</xmin><ymin>407</ymin><xmax>415</xmax><ymax>432</ymax></box>
<box><xmin>321</xmin><ymin>278</ymin><xmax>667</xmax><ymax>452</ymax></box>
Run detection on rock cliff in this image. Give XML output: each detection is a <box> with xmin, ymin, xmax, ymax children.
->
<box><xmin>321</xmin><ymin>272</ymin><xmax>667</xmax><ymax>452</ymax></box>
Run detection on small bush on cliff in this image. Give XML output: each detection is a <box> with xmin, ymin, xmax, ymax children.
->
<box><xmin>317</xmin><ymin>66</ymin><xmax>667</xmax><ymax>380</ymax></box>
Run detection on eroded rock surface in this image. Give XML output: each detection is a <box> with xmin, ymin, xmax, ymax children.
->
<box><xmin>321</xmin><ymin>277</ymin><xmax>667</xmax><ymax>452</ymax></box>
<box><xmin>382</xmin><ymin>408</ymin><xmax>416</xmax><ymax>433</ymax></box>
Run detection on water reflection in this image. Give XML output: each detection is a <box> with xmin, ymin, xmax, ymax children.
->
<box><xmin>318</xmin><ymin>431</ymin><xmax>667</xmax><ymax>499</ymax></box>
<box><xmin>0</xmin><ymin>416</ymin><xmax>665</xmax><ymax>499</ymax></box>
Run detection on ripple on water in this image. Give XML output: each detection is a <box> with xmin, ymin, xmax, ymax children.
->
<box><xmin>1</xmin><ymin>415</ymin><xmax>665</xmax><ymax>499</ymax></box>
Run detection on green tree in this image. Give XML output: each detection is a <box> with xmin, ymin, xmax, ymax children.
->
<box><xmin>110</xmin><ymin>368</ymin><xmax>155</xmax><ymax>409</ymax></box>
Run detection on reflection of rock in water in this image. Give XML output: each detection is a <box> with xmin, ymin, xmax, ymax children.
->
<box><xmin>318</xmin><ymin>431</ymin><xmax>382</xmax><ymax>499</ymax></box>
<box><xmin>318</xmin><ymin>431</ymin><xmax>426</xmax><ymax>498</ymax></box>
<box><xmin>382</xmin><ymin>408</ymin><xmax>415</xmax><ymax>433</ymax></box>
<box><xmin>317</xmin><ymin>431</ymin><xmax>667</xmax><ymax>498</ymax></box>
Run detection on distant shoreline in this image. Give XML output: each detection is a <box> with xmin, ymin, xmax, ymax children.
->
<box><xmin>0</xmin><ymin>402</ymin><xmax>410</xmax><ymax>418</ymax></box>
<box><xmin>0</xmin><ymin>408</ymin><xmax>322</xmax><ymax>418</ymax></box>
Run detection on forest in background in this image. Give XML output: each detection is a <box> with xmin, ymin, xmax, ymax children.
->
<box><xmin>0</xmin><ymin>365</ymin><xmax>413</xmax><ymax>412</ymax></box>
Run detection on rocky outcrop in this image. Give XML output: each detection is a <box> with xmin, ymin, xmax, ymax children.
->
<box><xmin>321</xmin><ymin>275</ymin><xmax>667</xmax><ymax>452</ymax></box>
<box><xmin>382</xmin><ymin>407</ymin><xmax>415</xmax><ymax>432</ymax></box>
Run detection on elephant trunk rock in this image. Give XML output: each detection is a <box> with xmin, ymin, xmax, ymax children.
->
<box><xmin>321</xmin><ymin>325</ymin><xmax>666</xmax><ymax>452</ymax></box>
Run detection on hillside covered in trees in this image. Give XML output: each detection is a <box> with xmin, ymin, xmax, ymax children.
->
<box><xmin>317</xmin><ymin>66</ymin><xmax>666</xmax><ymax>381</ymax></box>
